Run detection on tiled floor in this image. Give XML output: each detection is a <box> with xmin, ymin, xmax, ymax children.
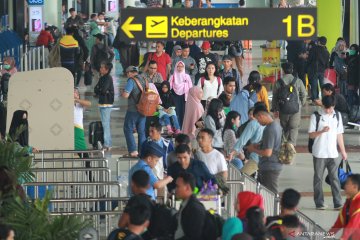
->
<box><xmin>77</xmin><ymin>41</ymin><xmax>360</xmax><ymax>233</ymax></box>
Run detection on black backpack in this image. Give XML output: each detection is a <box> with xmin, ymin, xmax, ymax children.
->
<box><xmin>143</xmin><ymin>203</ymin><xmax>177</xmax><ymax>240</ymax></box>
<box><xmin>202</xmin><ymin>211</ymin><xmax>225</xmax><ymax>240</ymax></box>
<box><xmin>277</xmin><ymin>77</ymin><xmax>299</xmax><ymax>114</ymax></box>
<box><xmin>308</xmin><ymin>111</ymin><xmax>339</xmax><ymax>153</ymax></box>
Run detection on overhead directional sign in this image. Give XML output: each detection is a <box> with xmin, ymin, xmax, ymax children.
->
<box><xmin>119</xmin><ymin>8</ymin><xmax>317</xmax><ymax>41</ymax></box>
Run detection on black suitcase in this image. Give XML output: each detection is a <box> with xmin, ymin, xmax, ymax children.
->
<box><xmin>84</xmin><ymin>62</ymin><xmax>92</xmax><ymax>86</ymax></box>
<box><xmin>89</xmin><ymin>121</ymin><xmax>104</xmax><ymax>149</ymax></box>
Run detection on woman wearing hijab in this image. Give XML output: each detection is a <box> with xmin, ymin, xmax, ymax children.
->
<box><xmin>9</xmin><ymin>110</ymin><xmax>39</xmax><ymax>153</ymax></box>
<box><xmin>346</xmin><ymin>44</ymin><xmax>360</xmax><ymax>108</ymax></box>
<box><xmin>169</xmin><ymin>61</ymin><xmax>193</xmax><ymax>127</ymax></box>
<box><xmin>158</xmin><ymin>81</ymin><xmax>181</xmax><ymax>134</ymax></box>
<box><xmin>222</xmin><ymin>217</ymin><xmax>244</xmax><ymax>240</ymax></box>
<box><xmin>171</xmin><ymin>45</ymin><xmax>182</xmax><ymax>59</ymax></box>
<box><xmin>182</xmin><ymin>86</ymin><xmax>204</xmax><ymax>139</ymax></box>
<box><xmin>236</xmin><ymin>191</ymin><xmax>264</xmax><ymax>221</ymax></box>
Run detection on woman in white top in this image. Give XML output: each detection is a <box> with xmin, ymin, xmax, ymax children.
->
<box><xmin>197</xmin><ymin>62</ymin><xmax>224</xmax><ymax>109</ymax></box>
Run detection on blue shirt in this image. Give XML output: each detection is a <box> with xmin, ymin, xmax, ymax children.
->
<box><xmin>233</xmin><ymin>120</ymin><xmax>265</xmax><ymax>163</ymax></box>
<box><xmin>128</xmin><ymin>160</ymin><xmax>158</xmax><ymax>200</ymax></box>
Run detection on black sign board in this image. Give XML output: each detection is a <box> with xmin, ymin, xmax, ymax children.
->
<box><xmin>120</xmin><ymin>8</ymin><xmax>317</xmax><ymax>41</ymax></box>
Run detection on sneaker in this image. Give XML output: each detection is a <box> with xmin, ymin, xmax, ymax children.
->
<box><xmin>316</xmin><ymin>205</ymin><xmax>328</xmax><ymax>210</ymax></box>
<box><xmin>334</xmin><ymin>205</ymin><xmax>343</xmax><ymax>210</ymax></box>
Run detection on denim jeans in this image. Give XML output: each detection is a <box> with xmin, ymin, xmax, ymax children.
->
<box><xmin>99</xmin><ymin>107</ymin><xmax>112</xmax><ymax>147</ymax></box>
<box><xmin>160</xmin><ymin>114</ymin><xmax>181</xmax><ymax>130</ymax></box>
<box><xmin>310</xmin><ymin>72</ymin><xmax>325</xmax><ymax>100</ymax></box>
<box><xmin>124</xmin><ymin>111</ymin><xmax>146</xmax><ymax>153</ymax></box>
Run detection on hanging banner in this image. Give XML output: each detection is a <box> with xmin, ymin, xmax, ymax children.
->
<box><xmin>119</xmin><ymin>8</ymin><xmax>317</xmax><ymax>41</ymax></box>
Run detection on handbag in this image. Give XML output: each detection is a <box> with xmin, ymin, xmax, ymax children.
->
<box><xmin>325</xmin><ymin>160</ymin><xmax>352</xmax><ymax>189</ymax></box>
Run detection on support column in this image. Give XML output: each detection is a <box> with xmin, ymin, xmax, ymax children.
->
<box><xmin>13</xmin><ymin>0</ymin><xmax>25</xmax><ymax>38</ymax></box>
<box><xmin>317</xmin><ymin>0</ymin><xmax>342</xmax><ymax>50</ymax></box>
<box><xmin>44</xmin><ymin>0</ymin><xmax>61</xmax><ymax>29</ymax></box>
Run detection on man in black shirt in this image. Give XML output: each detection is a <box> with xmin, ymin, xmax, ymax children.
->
<box><xmin>307</xmin><ymin>36</ymin><xmax>330</xmax><ymax>101</ymax></box>
<box><xmin>266</xmin><ymin>188</ymin><xmax>307</xmax><ymax>240</ymax></box>
<box><xmin>118</xmin><ymin>170</ymin><xmax>153</xmax><ymax>228</ymax></box>
<box><xmin>109</xmin><ymin>204</ymin><xmax>150</xmax><ymax>240</ymax></box>
<box><xmin>218</xmin><ymin>76</ymin><xmax>237</xmax><ymax>108</ymax></box>
<box><xmin>315</xmin><ymin>83</ymin><xmax>350</xmax><ymax>124</ymax></box>
<box><xmin>167</xmin><ymin>144</ymin><xmax>216</xmax><ymax>193</ymax></box>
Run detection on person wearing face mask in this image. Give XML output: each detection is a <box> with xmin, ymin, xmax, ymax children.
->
<box><xmin>346</xmin><ymin>44</ymin><xmax>360</xmax><ymax>108</ymax></box>
<box><xmin>333</xmin><ymin>40</ymin><xmax>349</xmax><ymax>97</ymax></box>
<box><xmin>1</xmin><ymin>57</ymin><xmax>17</xmax><ymax>76</ymax></box>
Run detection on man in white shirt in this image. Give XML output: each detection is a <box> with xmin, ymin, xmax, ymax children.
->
<box><xmin>195</xmin><ymin>128</ymin><xmax>228</xmax><ymax>179</ymax></box>
<box><xmin>309</xmin><ymin>95</ymin><xmax>347</xmax><ymax>210</ymax></box>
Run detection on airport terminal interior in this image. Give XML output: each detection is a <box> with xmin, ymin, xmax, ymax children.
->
<box><xmin>1</xmin><ymin>0</ymin><xmax>360</xmax><ymax>239</ymax></box>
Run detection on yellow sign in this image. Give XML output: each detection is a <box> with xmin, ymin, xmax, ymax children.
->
<box><xmin>121</xmin><ymin>16</ymin><xmax>143</xmax><ymax>39</ymax></box>
<box><xmin>146</xmin><ymin>16</ymin><xmax>168</xmax><ymax>38</ymax></box>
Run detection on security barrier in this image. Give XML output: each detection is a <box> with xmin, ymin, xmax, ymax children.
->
<box><xmin>297</xmin><ymin>210</ymin><xmax>329</xmax><ymax>240</ymax></box>
<box><xmin>20</xmin><ymin>45</ymin><xmax>48</xmax><ymax>71</ymax></box>
<box><xmin>226</xmin><ymin>163</ymin><xmax>280</xmax><ymax>217</ymax></box>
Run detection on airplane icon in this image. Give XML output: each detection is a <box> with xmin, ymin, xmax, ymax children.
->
<box><xmin>151</xmin><ymin>19</ymin><xmax>165</xmax><ymax>27</ymax></box>
<box><xmin>146</xmin><ymin>16</ymin><xmax>168</xmax><ymax>38</ymax></box>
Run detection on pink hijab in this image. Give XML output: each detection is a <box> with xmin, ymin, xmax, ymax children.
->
<box><xmin>169</xmin><ymin>61</ymin><xmax>193</xmax><ymax>100</ymax></box>
<box><xmin>182</xmin><ymin>86</ymin><xmax>204</xmax><ymax>139</ymax></box>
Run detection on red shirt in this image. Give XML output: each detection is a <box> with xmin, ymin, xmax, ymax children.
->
<box><xmin>36</xmin><ymin>30</ymin><xmax>54</xmax><ymax>47</ymax></box>
<box><xmin>148</xmin><ymin>52</ymin><xmax>171</xmax><ymax>80</ymax></box>
<box><xmin>330</xmin><ymin>192</ymin><xmax>360</xmax><ymax>239</ymax></box>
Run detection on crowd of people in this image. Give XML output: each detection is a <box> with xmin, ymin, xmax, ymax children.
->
<box><xmin>1</xmin><ymin>0</ymin><xmax>360</xmax><ymax>239</ymax></box>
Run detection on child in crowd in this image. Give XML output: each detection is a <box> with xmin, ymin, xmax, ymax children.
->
<box><xmin>158</xmin><ymin>81</ymin><xmax>181</xmax><ymax>134</ymax></box>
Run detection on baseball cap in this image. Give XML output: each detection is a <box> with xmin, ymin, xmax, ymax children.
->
<box><xmin>201</xmin><ymin>41</ymin><xmax>211</xmax><ymax>50</ymax></box>
<box><xmin>173</xmin><ymin>45</ymin><xmax>182</xmax><ymax>51</ymax></box>
<box><xmin>125</xmin><ymin>66</ymin><xmax>139</xmax><ymax>73</ymax></box>
<box><xmin>141</xmin><ymin>141</ymin><xmax>164</xmax><ymax>158</ymax></box>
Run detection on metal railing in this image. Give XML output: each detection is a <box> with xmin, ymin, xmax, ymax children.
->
<box><xmin>225</xmin><ymin>163</ymin><xmax>280</xmax><ymax>217</ymax></box>
<box><xmin>31</xmin><ymin>167</ymin><xmax>111</xmax><ymax>183</ymax></box>
<box><xmin>297</xmin><ymin>211</ymin><xmax>328</xmax><ymax>240</ymax></box>
<box><xmin>23</xmin><ymin>182</ymin><xmax>122</xmax><ymax>204</ymax></box>
<box><xmin>20</xmin><ymin>45</ymin><xmax>48</xmax><ymax>71</ymax></box>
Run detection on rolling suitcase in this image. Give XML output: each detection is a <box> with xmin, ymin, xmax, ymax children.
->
<box><xmin>89</xmin><ymin>121</ymin><xmax>104</xmax><ymax>149</ymax></box>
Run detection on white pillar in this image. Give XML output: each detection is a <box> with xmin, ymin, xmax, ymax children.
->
<box><xmin>44</xmin><ymin>0</ymin><xmax>62</xmax><ymax>28</ymax></box>
<box><xmin>8</xmin><ymin>0</ymin><xmax>13</xmax><ymax>29</ymax></box>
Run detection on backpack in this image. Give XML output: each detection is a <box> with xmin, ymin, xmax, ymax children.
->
<box><xmin>93</xmin><ymin>45</ymin><xmax>109</xmax><ymax>71</ymax></box>
<box><xmin>308</xmin><ymin>111</ymin><xmax>339</xmax><ymax>153</ymax></box>
<box><xmin>278</xmin><ymin>138</ymin><xmax>296</xmax><ymax>165</ymax></box>
<box><xmin>249</xmin><ymin>89</ymin><xmax>258</xmax><ymax>103</ymax></box>
<box><xmin>145</xmin><ymin>203</ymin><xmax>177</xmax><ymax>240</ymax></box>
<box><xmin>200</xmin><ymin>76</ymin><xmax>222</xmax><ymax>95</ymax></box>
<box><xmin>48</xmin><ymin>40</ymin><xmax>61</xmax><ymax>67</ymax></box>
<box><xmin>132</xmin><ymin>77</ymin><xmax>160</xmax><ymax>117</ymax></box>
<box><xmin>276</xmin><ymin>77</ymin><xmax>300</xmax><ymax>114</ymax></box>
<box><xmin>202</xmin><ymin>211</ymin><xmax>225</xmax><ymax>240</ymax></box>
